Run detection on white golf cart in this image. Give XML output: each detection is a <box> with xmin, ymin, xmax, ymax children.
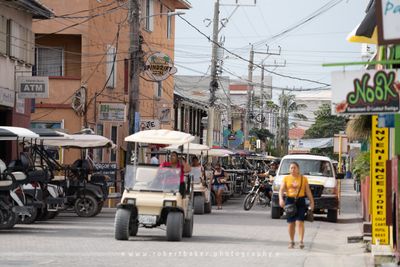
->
<box><xmin>114</xmin><ymin>130</ymin><xmax>195</xmax><ymax>241</ymax></box>
<box><xmin>166</xmin><ymin>143</ymin><xmax>211</xmax><ymax>215</ymax></box>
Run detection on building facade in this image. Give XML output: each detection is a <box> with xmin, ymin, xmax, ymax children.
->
<box><xmin>32</xmin><ymin>0</ymin><xmax>190</xmax><ymax>164</ymax></box>
<box><xmin>0</xmin><ymin>0</ymin><xmax>52</xmax><ymax>162</ymax></box>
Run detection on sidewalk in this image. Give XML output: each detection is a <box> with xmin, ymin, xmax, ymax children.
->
<box><xmin>303</xmin><ymin>179</ymin><xmax>372</xmax><ymax>267</ymax></box>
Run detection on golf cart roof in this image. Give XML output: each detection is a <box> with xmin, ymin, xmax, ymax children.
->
<box><xmin>42</xmin><ymin>134</ymin><xmax>115</xmax><ymax>148</ymax></box>
<box><xmin>207</xmin><ymin>148</ymin><xmax>234</xmax><ymax>157</ymax></box>
<box><xmin>125</xmin><ymin>130</ymin><xmax>195</xmax><ymax>145</ymax></box>
<box><xmin>0</xmin><ymin>126</ymin><xmax>40</xmax><ymax>140</ymax></box>
<box><xmin>30</xmin><ymin>129</ymin><xmax>72</xmax><ymax>139</ymax></box>
<box><xmin>165</xmin><ymin>143</ymin><xmax>209</xmax><ymax>155</ymax></box>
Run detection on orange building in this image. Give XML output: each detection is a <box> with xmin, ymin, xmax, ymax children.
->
<box><xmin>32</xmin><ymin>0</ymin><xmax>190</xmax><ymax>164</ymax></box>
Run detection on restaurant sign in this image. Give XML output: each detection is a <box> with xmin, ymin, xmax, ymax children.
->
<box><xmin>331</xmin><ymin>70</ymin><xmax>400</xmax><ymax>115</ymax></box>
<box><xmin>144</xmin><ymin>52</ymin><xmax>177</xmax><ymax>81</ymax></box>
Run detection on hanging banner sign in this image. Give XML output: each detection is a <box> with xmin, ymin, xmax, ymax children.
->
<box><xmin>376</xmin><ymin>0</ymin><xmax>400</xmax><ymax>45</ymax></box>
<box><xmin>371</xmin><ymin>115</ymin><xmax>389</xmax><ymax>245</ymax></box>
<box><xmin>331</xmin><ymin>70</ymin><xmax>400</xmax><ymax>115</ymax></box>
<box><xmin>144</xmin><ymin>52</ymin><xmax>177</xmax><ymax>81</ymax></box>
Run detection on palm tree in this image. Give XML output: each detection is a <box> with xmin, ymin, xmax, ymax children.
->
<box><xmin>276</xmin><ymin>92</ymin><xmax>307</xmax><ymax>156</ymax></box>
<box><xmin>346</xmin><ymin>115</ymin><xmax>372</xmax><ymax>141</ymax></box>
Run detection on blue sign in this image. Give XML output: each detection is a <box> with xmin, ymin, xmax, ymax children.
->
<box><xmin>378</xmin><ymin>114</ymin><xmax>395</xmax><ymax>128</ymax></box>
<box><xmin>134</xmin><ymin>112</ymin><xmax>140</xmax><ymax>133</ymax></box>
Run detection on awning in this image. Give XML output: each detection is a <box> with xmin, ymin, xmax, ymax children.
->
<box><xmin>291</xmin><ymin>138</ymin><xmax>333</xmax><ymax>149</ymax></box>
<box><xmin>347</xmin><ymin>0</ymin><xmax>377</xmax><ymax>44</ymax></box>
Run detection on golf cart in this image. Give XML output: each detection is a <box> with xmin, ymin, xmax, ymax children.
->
<box><xmin>0</xmin><ymin>126</ymin><xmax>42</xmax><ymax>228</ymax></box>
<box><xmin>166</xmin><ymin>143</ymin><xmax>211</xmax><ymax>215</ymax></box>
<box><xmin>115</xmin><ymin>130</ymin><xmax>195</xmax><ymax>241</ymax></box>
<box><xmin>40</xmin><ymin>133</ymin><xmax>116</xmax><ymax>217</ymax></box>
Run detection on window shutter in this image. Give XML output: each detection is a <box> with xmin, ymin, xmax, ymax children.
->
<box><xmin>0</xmin><ymin>16</ymin><xmax>6</xmax><ymax>55</ymax></box>
<box><xmin>106</xmin><ymin>45</ymin><xmax>117</xmax><ymax>89</ymax></box>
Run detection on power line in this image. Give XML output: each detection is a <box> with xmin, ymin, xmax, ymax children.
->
<box><xmin>177</xmin><ymin>14</ymin><xmax>330</xmax><ymax>87</ymax></box>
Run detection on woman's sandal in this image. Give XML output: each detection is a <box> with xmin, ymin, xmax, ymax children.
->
<box><xmin>299</xmin><ymin>242</ymin><xmax>305</xmax><ymax>249</ymax></box>
<box><xmin>288</xmin><ymin>241</ymin><xmax>295</xmax><ymax>249</ymax></box>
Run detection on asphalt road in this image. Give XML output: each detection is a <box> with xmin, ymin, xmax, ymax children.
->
<box><xmin>0</xmin><ymin>179</ymin><xmax>372</xmax><ymax>267</ymax></box>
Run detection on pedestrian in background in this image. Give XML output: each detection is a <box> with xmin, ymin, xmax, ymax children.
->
<box><xmin>212</xmin><ymin>162</ymin><xmax>226</xmax><ymax>210</ymax></box>
<box><xmin>279</xmin><ymin>162</ymin><xmax>314</xmax><ymax>249</ymax></box>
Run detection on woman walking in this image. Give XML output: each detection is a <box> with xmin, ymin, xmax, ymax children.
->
<box><xmin>212</xmin><ymin>163</ymin><xmax>226</xmax><ymax>210</ymax></box>
<box><xmin>279</xmin><ymin>162</ymin><xmax>314</xmax><ymax>249</ymax></box>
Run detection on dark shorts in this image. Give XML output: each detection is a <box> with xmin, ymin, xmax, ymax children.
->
<box><xmin>285</xmin><ymin>197</ymin><xmax>307</xmax><ymax>223</ymax></box>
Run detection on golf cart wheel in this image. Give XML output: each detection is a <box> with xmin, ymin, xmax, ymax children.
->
<box><xmin>114</xmin><ymin>208</ymin><xmax>131</xmax><ymax>240</ymax></box>
<box><xmin>183</xmin><ymin>213</ymin><xmax>194</xmax><ymax>238</ymax></box>
<box><xmin>129</xmin><ymin>219</ymin><xmax>139</xmax><ymax>236</ymax></box>
<box><xmin>74</xmin><ymin>195</ymin><xmax>98</xmax><ymax>217</ymax></box>
<box><xmin>47</xmin><ymin>210</ymin><xmax>59</xmax><ymax>220</ymax></box>
<box><xmin>271</xmin><ymin>206</ymin><xmax>281</xmax><ymax>219</ymax></box>
<box><xmin>0</xmin><ymin>209</ymin><xmax>16</xmax><ymax>229</ymax></box>
<box><xmin>204</xmin><ymin>201</ymin><xmax>212</xmax><ymax>214</ymax></box>
<box><xmin>194</xmin><ymin>195</ymin><xmax>205</xmax><ymax>214</ymax></box>
<box><xmin>94</xmin><ymin>201</ymin><xmax>104</xmax><ymax>216</ymax></box>
<box><xmin>243</xmin><ymin>193</ymin><xmax>256</xmax><ymax>211</ymax></box>
<box><xmin>166</xmin><ymin>212</ymin><xmax>183</xmax><ymax>241</ymax></box>
<box><xmin>19</xmin><ymin>197</ymin><xmax>38</xmax><ymax>224</ymax></box>
<box><xmin>327</xmin><ymin>209</ymin><xmax>338</xmax><ymax>223</ymax></box>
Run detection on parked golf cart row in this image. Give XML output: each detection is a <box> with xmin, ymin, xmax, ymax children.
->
<box><xmin>0</xmin><ymin>127</ymin><xmax>117</xmax><ymax>229</ymax></box>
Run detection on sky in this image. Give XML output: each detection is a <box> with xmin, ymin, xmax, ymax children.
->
<box><xmin>174</xmin><ymin>0</ymin><xmax>371</xmax><ymax>96</ymax></box>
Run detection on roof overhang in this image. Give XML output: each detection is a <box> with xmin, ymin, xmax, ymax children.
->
<box><xmin>2</xmin><ymin>0</ymin><xmax>54</xmax><ymax>19</ymax></box>
<box><xmin>175</xmin><ymin>0</ymin><xmax>191</xmax><ymax>9</ymax></box>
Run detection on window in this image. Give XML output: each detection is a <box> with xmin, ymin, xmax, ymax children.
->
<box><xmin>110</xmin><ymin>126</ymin><xmax>117</xmax><ymax>162</ymax></box>
<box><xmin>30</xmin><ymin>121</ymin><xmax>62</xmax><ymax>129</ymax></box>
<box><xmin>144</xmin><ymin>0</ymin><xmax>154</xmax><ymax>31</ymax></box>
<box><xmin>36</xmin><ymin>47</ymin><xmax>64</xmax><ymax>76</ymax></box>
<box><xmin>278</xmin><ymin>159</ymin><xmax>333</xmax><ymax>177</ymax></box>
<box><xmin>167</xmin><ymin>11</ymin><xmax>172</xmax><ymax>39</ymax></box>
<box><xmin>95</xmin><ymin>124</ymin><xmax>104</xmax><ymax>162</ymax></box>
<box><xmin>106</xmin><ymin>45</ymin><xmax>117</xmax><ymax>89</ymax></box>
<box><xmin>156</xmin><ymin>81</ymin><xmax>162</xmax><ymax>98</ymax></box>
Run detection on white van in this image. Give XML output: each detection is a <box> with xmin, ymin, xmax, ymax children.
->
<box><xmin>271</xmin><ymin>154</ymin><xmax>344</xmax><ymax>222</ymax></box>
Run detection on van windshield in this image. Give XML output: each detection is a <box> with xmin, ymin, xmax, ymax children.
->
<box><xmin>278</xmin><ymin>159</ymin><xmax>333</xmax><ymax>177</ymax></box>
<box><xmin>124</xmin><ymin>165</ymin><xmax>181</xmax><ymax>192</ymax></box>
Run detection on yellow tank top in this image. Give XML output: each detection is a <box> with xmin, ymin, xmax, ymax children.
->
<box><xmin>283</xmin><ymin>175</ymin><xmax>308</xmax><ymax>198</ymax></box>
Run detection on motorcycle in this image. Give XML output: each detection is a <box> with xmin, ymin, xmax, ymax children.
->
<box><xmin>243</xmin><ymin>175</ymin><xmax>271</xmax><ymax>211</ymax></box>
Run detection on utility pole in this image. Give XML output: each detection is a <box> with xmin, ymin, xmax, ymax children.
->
<box><xmin>127</xmin><ymin>0</ymin><xmax>141</xmax><ymax>163</ymax></box>
<box><xmin>243</xmin><ymin>45</ymin><xmax>254</xmax><ymax>146</ymax></box>
<box><xmin>206</xmin><ymin>0</ymin><xmax>220</xmax><ymax>148</ymax></box>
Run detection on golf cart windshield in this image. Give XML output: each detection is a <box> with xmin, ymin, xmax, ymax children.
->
<box><xmin>125</xmin><ymin>165</ymin><xmax>182</xmax><ymax>193</ymax></box>
<box><xmin>278</xmin><ymin>159</ymin><xmax>333</xmax><ymax>177</ymax></box>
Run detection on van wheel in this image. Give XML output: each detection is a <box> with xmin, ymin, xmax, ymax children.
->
<box><xmin>74</xmin><ymin>195</ymin><xmax>98</xmax><ymax>217</ymax></box>
<box><xmin>194</xmin><ymin>196</ymin><xmax>205</xmax><ymax>214</ymax></box>
<box><xmin>114</xmin><ymin>208</ymin><xmax>131</xmax><ymax>240</ymax></box>
<box><xmin>271</xmin><ymin>206</ymin><xmax>281</xmax><ymax>219</ymax></box>
<box><xmin>166</xmin><ymin>212</ymin><xmax>183</xmax><ymax>241</ymax></box>
<box><xmin>183</xmin><ymin>213</ymin><xmax>193</xmax><ymax>238</ymax></box>
<box><xmin>204</xmin><ymin>201</ymin><xmax>212</xmax><ymax>214</ymax></box>
<box><xmin>327</xmin><ymin>209</ymin><xmax>338</xmax><ymax>222</ymax></box>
